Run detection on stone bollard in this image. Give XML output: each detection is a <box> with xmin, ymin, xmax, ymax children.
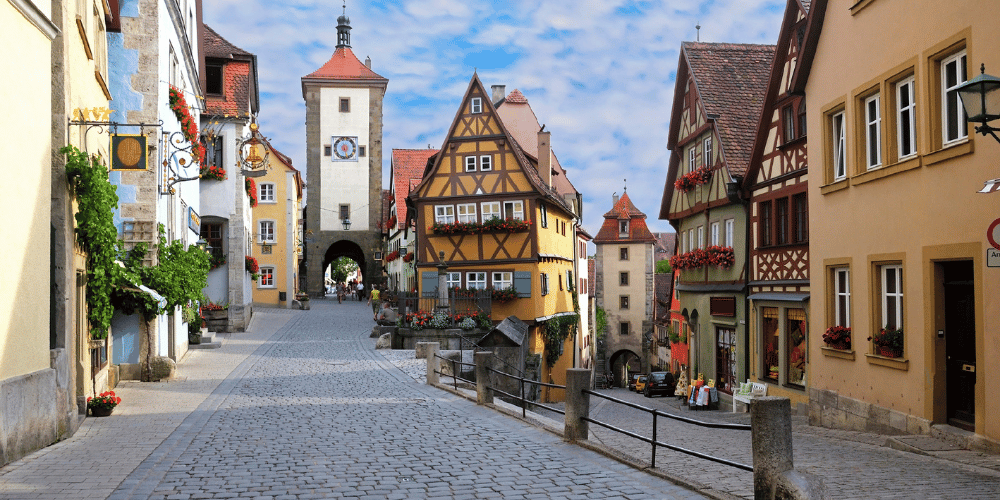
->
<box><xmin>474</xmin><ymin>352</ymin><xmax>494</xmax><ymax>405</ymax></box>
<box><xmin>751</xmin><ymin>397</ymin><xmax>829</xmax><ymax>500</ymax></box>
<box><xmin>425</xmin><ymin>342</ymin><xmax>440</xmax><ymax>386</ymax></box>
<box><xmin>564</xmin><ymin>368</ymin><xmax>591</xmax><ymax>441</ymax></box>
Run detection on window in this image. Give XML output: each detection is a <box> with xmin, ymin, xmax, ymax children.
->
<box><xmin>725</xmin><ymin>219</ymin><xmax>734</xmax><ymax>248</ymax></box>
<box><xmin>566</xmin><ymin>270</ymin><xmax>573</xmax><ymax>291</ymax></box>
<box><xmin>703</xmin><ymin>136</ymin><xmax>713</xmax><ymax>167</ymax></box>
<box><xmin>619</xmin><ymin>272</ymin><xmax>629</xmax><ymax>286</ymax></box>
<box><xmin>792</xmin><ymin>193</ymin><xmax>808</xmax><ymax>243</ymax></box>
<box><xmin>697</xmin><ymin>226</ymin><xmax>704</xmax><ymax>249</ymax></box>
<box><xmin>259</xmin><ymin>183</ymin><xmax>275</xmax><ymax>203</ymax></box>
<box><xmin>680</xmin><ymin>231</ymin><xmax>687</xmax><ymax>253</ymax></box>
<box><xmin>620</xmin><ymin>296</ymin><xmax>630</xmax><ymax>309</ymax></box>
<box><xmin>540</xmin><ymin>204</ymin><xmax>548</xmax><ymax>228</ymax></box>
<box><xmin>942</xmin><ymin>50</ymin><xmax>968</xmax><ymax>145</ymax></box>
<box><xmin>783</xmin><ymin>106</ymin><xmax>795</xmax><ymax>142</ymax></box>
<box><xmin>324</xmin><ymin>145</ymin><xmax>332</xmax><ymax>157</ymax></box>
<box><xmin>259</xmin><ymin>220</ymin><xmax>275</xmax><ymax>243</ymax></box>
<box><xmin>688</xmin><ymin>147</ymin><xmax>697</xmax><ymax>174</ymax></box>
<box><xmin>762</xmin><ymin>307</ymin><xmax>780</xmax><ymax>382</ymax></box>
<box><xmin>880</xmin><ymin>264</ymin><xmax>903</xmax><ymax>329</ymax></box>
<box><xmin>896</xmin><ymin>77</ymin><xmax>916</xmax><ymax>159</ymax></box>
<box><xmin>832</xmin><ymin>111</ymin><xmax>847</xmax><ymax>181</ymax></box>
<box><xmin>619</xmin><ymin>220</ymin><xmax>629</xmax><ymax>235</ymax></box>
<box><xmin>359</xmin><ymin>145</ymin><xmax>367</xmax><ymax>157</ymax></box>
<box><xmin>457</xmin><ymin>204</ymin><xmax>477</xmax><ymax>223</ymax></box>
<box><xmin>760</xmin><ymin>201</ymin><xmax>773</xmax><ymax>246</ymax></box>
<box><xmin>465</xmin><ymin>156</ymin><xmax>477</xmax><ymax>172</ymax></box>
<box><xmin>785</xmin><ymin>308</ymin><xmax>807</xmax><ymax>387</ymax></box>
<box><xmin>833</xmin><ymin>267</ymin><xmax>850</xmax><ymax>327</ymax></box>
<box><xmin>710</xmin><ymin>222</ymin><xmax>720</xmax><ymax>246</ymax></box>
<box><xmin>467</xmin><ymin>272</ymin><xmax>486</xmax><ymax>290</ymax></box>
<box><xmin>619</xmin><ymin>247</ymin><xmax>629</xmax><ymax>260</ymax></box>
<box><xmin>340</xmin><ymin>98</ymin><xmax>350</xmax><ymax>113</ymax></box>
<box><xmin>259</xmin><ymin>267</ymin><xmax>275</xmax><ymax>287</ymax></box>
<box><xmin>559</xmin><ymin>272</ymin><xmax>564</xmax><ymax>290</ymax></box>
<box><xmin>339</xmin><ymin>204</ymin><xmax>350</xmax><ymax>222</ymax></box>
<box><xmin>480</xmin><ymin>155</ymin><xmax>492</xmax><ymax>171</ymax></box>
<box><xmin>864</xmin><ymin>93</ymin><xmax>882</xmax><ymax>169</ymax></box>
<box><xmin>492</xmin><ymin>272</ymin><xmax>512</xmax><ymax>290</ymax></box>
<box><xmin>620</xmin><ymin>322</ymin><xmax>630</xmax><ymax>336</ymax></box>
<box><xmin>503</xmin><ymin>201</ymin><xmax>523</xmax><ymax>220</ymax></box>
<box><xmin>688</xmin><ymin>229</ymin><xmax>694</xmax><ymax>251</ymax></box>
<box><xmin>206</xmin><ymin>62</ymin><xmax>223</xmax><ymax>95</ymax></box>
<box><xmin>435</xmin><ymin>205</ymin><xmax>455</xmax><ymax>224</ymax></box>
<box><xmin>201</xmin><ymin>223</ymin><xmax>223</xmax><ymax>250</ymax></box>
<box><xmin>541</xmin><ymin>273</ymin><xmax>549</xmax><ymax>295</ymax></box>
<box><xmin>446</xmin><ymin>272</ymin><xmax>461</xmax><ymax>289</ymax></box>
<box><xmin>471</xmin><ymin>97</ymin><xmax>482</xmax><ymax>114</ymax></box>
<box><xmin>798</xmin><ymin>100</ymin><xmax>807</xmax><ymax>137</ymax></box>
<box><xmin>776</xmin><ymin>198</ymin><xmax>789</xmax><ymax>245</ymax></box>
<box><xmin>481</xmin><ymin>202</ymin><xmax>501</xmax><ymax>221</ymax></box>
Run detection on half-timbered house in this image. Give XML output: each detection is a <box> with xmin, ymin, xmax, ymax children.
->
<box><xmin>409</xmin><ymin>74</ymin><xmax>580</xmax><ymax>399</ymax></box>
<box><xmin>742</xmin><ymin>0</ymin><xmax>812</xmax><ymax>409</ymax></box>
<box><xmin>659</xmin><ymin>42</ymin><xmax>774</xmax><ymax>398</ymax></box>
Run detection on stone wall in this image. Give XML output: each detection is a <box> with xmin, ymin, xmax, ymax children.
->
<box><xmin>809</xmin><ymin>387</ymin><xmax>930</xmax><ymax>436</ymax></box>
<box><xmin>0</xmin><ymin>368</ymin><xmax>58</xmax><ymax>467</ymax></box>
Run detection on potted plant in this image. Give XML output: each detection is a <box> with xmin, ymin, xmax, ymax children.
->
<box><xmin>822</xmin><ymin>326</ymin><xmax>852</xmax><ymax>350</ymax></box>
<box><xmin>868</xmin><ymin>327</ymin><xmax>903</xmax><ymax>358</ymax></box>
<box><xmin>87</xmin><ymin>391</ymin><xmax>122</xmax><ymax>417</ymax></box>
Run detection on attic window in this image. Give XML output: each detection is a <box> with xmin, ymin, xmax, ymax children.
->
<box><xmin>340</xmin><ymin>98</ymin><xmax>350</xmax><ymax>113</ymax></box>
<box><xmin>619</xmin><ymin>220</ymin><xmax>629</xmax><ymax>236</ymax></box>
<box><xmin>206</xmin><ymin>62</ymin><xmax>223</xmax><ymax>95</ymax></box>
<box><xmin>471</xmin><ymin>98</ymin><xmax>482</xmax><ymax>114</ymax></box>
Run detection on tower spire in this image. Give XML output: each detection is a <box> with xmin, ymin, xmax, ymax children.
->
<box><xmin>336</xmin><ymin>1</ymin><xmax>352</xmax><ymax>48</ymax></box>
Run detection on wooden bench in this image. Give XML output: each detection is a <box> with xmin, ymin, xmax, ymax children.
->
<box><xmin>732</xmin><ymin>379</ymin><xmax>768</xmax><ymax>412</ymax></box>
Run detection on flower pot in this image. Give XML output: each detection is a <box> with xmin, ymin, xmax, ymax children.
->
<box><xmin>189</xmin><ymin>332</ymin><xmax>202</xmax><ymax>345</ymax></box>
<box><xmin>877</xmin><ymin>346</ymin><xmax>901</xmax><ymax>358</ymax></box>
<box><xmin>826</xmin><ymin>341</ymin><xmax>850</xmax><ymax>350</ymax></box>
<box><xmin>90</xmin><ymin>406</ymin><xmax>113</xmax><ymax>417</ymax></box>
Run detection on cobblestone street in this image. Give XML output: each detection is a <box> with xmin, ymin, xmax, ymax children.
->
<box><xmin>0</xmin><ymin>301</ymin><xmax>704</xmax><ymax>500</ymax></box>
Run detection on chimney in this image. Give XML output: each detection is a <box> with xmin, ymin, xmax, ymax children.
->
<box><xmin>491</xmin><ymin>85</ymin><xmax>506</xmax><ymax>105</ymax></box>
<box><xmin>613</xmin><ymin>193</ymin><xmax>619</xmax><ymax>205</ymax></box>
<box><xmin>365</xmin><ymin>56</ymin><xmax>371</xmax><ymax>69</ymax></box>
<box><xmin>538</xmin><ymin>130</ymin><xmax>552</xmax><ymax>188</ymax></box>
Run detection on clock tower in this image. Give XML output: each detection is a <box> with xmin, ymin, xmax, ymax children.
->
<box><xmin>301</xmin><ymin>8</ymin><xmax>388</xmax><ymax>295</ymax></box>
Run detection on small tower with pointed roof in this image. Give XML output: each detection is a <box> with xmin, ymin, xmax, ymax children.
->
<box><xmin>301</xmin><ymin>5</ymin><xmax>389</xmax><ymax>295</ymax></box>
<box><xmin>593</xmin><ymin>190</ymin><xmax>656</xmax><ymax>385</ymax></box>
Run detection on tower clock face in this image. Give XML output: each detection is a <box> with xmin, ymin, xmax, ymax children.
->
<box><xmin>333</xmin><ymin>136</ymin><xmax>358</xmax><ymax>160</ymax></box>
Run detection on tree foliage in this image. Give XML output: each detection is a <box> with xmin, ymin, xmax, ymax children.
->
<box><xmin>655</xmin><ymin>259</ymin><xmax>673</xmax><ymax>275</ymax></box>
<box><xmin>329</xmin><ymin>256</ymin><xmax>359</xmax><ymax>283</ymax></box>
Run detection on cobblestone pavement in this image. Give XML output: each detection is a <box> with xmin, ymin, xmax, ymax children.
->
<box><xmin>383</xmin><ymin>352</ymin><xmax>1000</xmax><ymax>500</ymax></box>
<box><xmin>1</xmin><ymin>300</ymin><xmax>706</xmax><ymax>499</ymax></box>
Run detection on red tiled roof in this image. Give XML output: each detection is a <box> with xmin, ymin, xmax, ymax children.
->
<box><xmin>391</xmin><ymin>148</ymin><xmax>437</xmax><ymax>230</ymax></box>
<box><xmin>653</xmin><ymin>232</ymin><xmax>677</xmax><ymax>258</ymax></box>
<box><xmin>259</xmin><ymin>136</ymin><xmax>302</xmax><ymax>199</ymax></box>
<box><xmin>381</xmin><ymin>189</ymin><xmax>392</xmax><ymax>233</ymax></box>
<box><xmin>202</xmin><ymin>24</ymin><xmax>251</xmax><ymax>59</ymax></box>
<box><xmin>505</xmin><ymin>89</ymin><xmax>528</xmax><ymax>104</ymax></box>
<box><xmin>682</xmin><ymin>42</ymin><xmax>774</xmax><ymax>176</ymax></box>
<box><xmin>304</xmin><ymin>47</ymin><xmax>387</xmax><ymax>81</ymax></box>
<box><xmin>594</xmin><ymin>192</ymin><xmax>656</xmax><ymax>243</ymax></box>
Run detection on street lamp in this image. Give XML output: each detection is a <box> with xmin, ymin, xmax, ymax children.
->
<box><xmin>955</xmin><ymin>64</ymin><xmax>1000</xmax><ymax>144</ymax></box>
<box><xmin>195</xmin><ymin>238</ymin><xmax>208</xmax><ymax>252</ymax></box>
<box><xmin>342</xmin><ymin>218</ymin><xmax>351</xmax><ymax>231</ymax></box>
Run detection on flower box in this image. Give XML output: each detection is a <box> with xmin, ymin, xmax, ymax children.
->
<box><xmin>430</xmin><ymin>218</ymin><xmax>530</xmax><ymax>235</ymax></box>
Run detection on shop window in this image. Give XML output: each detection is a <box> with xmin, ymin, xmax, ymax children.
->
<box><xmin>762</xmin><ymin>307</ymin><xmax>780</xmax><ymax>382</ymax></box>
<box><xmin>785</xmin><ymin>309</ymin><xmax>807</xmax><ymax>387</ymax></box>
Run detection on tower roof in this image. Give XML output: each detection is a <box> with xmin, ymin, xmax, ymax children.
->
<box><xmin>304</xmin><ymin>46</ymin><xmax>386</xmax><ymax>81</ymax></box>
<box><xmin>594</xmin><ymin>192</ymin><xmax>656</xmax><ymax>243</ymax></box>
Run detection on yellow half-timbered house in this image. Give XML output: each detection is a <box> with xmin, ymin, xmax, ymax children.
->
<box><xmin>410</xmin><ymin>74</ymin><xmax>581</xmax><ymax>399</ymax></box>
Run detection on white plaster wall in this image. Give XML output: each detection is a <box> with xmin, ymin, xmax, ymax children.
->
<box><xmin>319</xmin><ymin>86</ymin><xmax>371</xmax><ymax>232</ymax></box>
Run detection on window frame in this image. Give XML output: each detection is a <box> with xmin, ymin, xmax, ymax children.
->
<box><xmin>697</xmin><ymin>225</ymin><xmax>704</xmax><ymax>249</ymax></box>
<box><xmin>864</xmin><ymin>92</ymin><xmax>883</xmax><ymax>170</ymax></box>
<box><xmin>703</xmin><ymin>136</ymin><xmax>713</xmax><ymax>167</ymax></box>
<box><xmin>446</xmin><ymin>272</ymin><xmax>461</xmax><ymax>289</ymax></box>
<box><xmin>775</xmin><ymin>198</ymin><xmax>789</xmax><ymax>245</ymax></box>
<box><xmin>879</xmin><ymin>264</ymin><xmax>904</xmax><ymax>330</ymax></box>
<box><xmin>710</xmin><ymin>222</ymin><xmax>720</xmax><ymax>246</ymax></box>
<box><xmin>339</xmin><ymin>97</ymin><xmax>350</xmax><ymax>113</ymax></box>
<box><xmin>502</xmin><ymin>200</ymin><xmax>524</xmax><ymax>221</ymax></box>
<box><xmin>832</xmin><ymin>111</ymin><xmax>847</xmax><ymax>181</ymax></box>
<box><xmin>471</xmin><ymin>97</ymin><xmax>482</xmax><ymax>114</ymax></box>
<box><xmin>833</xmin><ymin>267</ymin><xmax>851</xmax><ymax>328</ymax></box>
<box><xmin>258</xmin><ymin>266</ymin><xmax>275</xmax><ymax>288</ymax></box>
<box><xmin>539</xmin><ymin>204</ymin><xmax>548</xmax><ymax>228</ymax></box>
<box><xmin>688</xmin><ymin>146</ymin><xmax>697</xmax><ymax>174</ymax></box>
<box><xmin>619</xmin><ymin>247</ymin><xmax>629</xmax><ymax>261</ymax></box>
<box><xmin>259</xmin><ymin>182</ymin><xmax>276</xmax><ymax>203</ymax></box>
<box><xmin>620</xmin><ymin>322</ymin><xmax>630</xmax><ymax>336</ymax></box>
<box><xmin>467</xmin><ymin>272</ymin><xmax>487</xmax><ymax>290</ymax></box>
<box><xmin>620</xmin><ymin>295</ymin><xmax>630</xmax><ymax>310</ymax></box>
<box><xmin>480</xmin><ymin>155</ymin><xmax>492</xmax><ymax>171</ymax></box>
<box><xmin>541</xmin><ymin>273</ymin><xmax>549</xmax><ymax>295</ymax></box>
<box><xmin>941</xmin><ymin>50</ymin><xmax>968</xmax><ymax>146</ymax></box>
<box><xmin>434</xmin><ymin>205</ymin><xmax>455</xmax><ymax>224</ymax></box>
<box><xmin>492</xmin><ymin>271</ymin><xmax>512</xmax><ymax>290</ymax></box>
<box><xmin>456</xmin><ymin>203</ymin><xmax>477</xmax><ymax>224</ymax></box>
<box><xmin>792</xmin><ymin>193</ymin><xmax>808</xmax><ymax>244</ymax></box>
<box><xmin>619</xmin><ymin>271</ymin><xmax>629</xmax><ymax>286</ymax></box>
<box><xmin>895</xmin><ymin>76</ymin><xmax>917</xmax><ymax>160</ymax></box>
<box><xmin>465</xmin><ymin>156</ymin><xmax>477</xmax><ymax>172</ymax></box>
<box><xmin>481</xmin><ymin>202</ymin><xmax>501</xmax><ymax>221</ymax></box>
<box><xmin>619</xmin><ymin>220</ymin><xmax>629</xmax><ymax>236</ymax></box>
<box><xmin>783</xmin><ymin>105</ymin><xmax>796</xmax><ymax>142</ymax></box>
<box><xmin>259</xmin><ymin>220</ymin><xmax>275</xmax><ymax>243</ymax></box>
<box><xmin>725</xmin><ymin>219</ymin><xmax>735</xmax><ymax>248</ymax></box>
<box><xmin>760</xmin><ymin>200</ymin><xmax>773</xmax><ymax>247</ymax></box>
<box><xmin>205</xmin><ymin>61</ymin><xmax>224</xmax><ymax>95</ymax></box>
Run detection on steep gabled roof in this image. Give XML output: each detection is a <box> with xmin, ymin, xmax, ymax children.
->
<box><xmin>305</xmin><ymin>46</ymin><xmax>386</xmax><ymax>81</ymax></box>
<box><xmin>682</xmin><ymin>42</ymin><xmax>774</xmax><ymax>177</ymax></box>
<box><xmin>391</xmin><ymin>148</ymin><xmax>437</xmax><ymax>230</ymax></box>
<box><xmin>202</xmin><ymin>24</ymin><xmax>252</xmax><ymax>59</ymax></box>
<box><xmin>260</xmin><ymin>136</ymin><xmax>302</xmax><ymax>199</ymax></box>
<box><xmin>594</xmin><ymin>192</ymin><xmax>656</xmax><ymax>243</ymax></box>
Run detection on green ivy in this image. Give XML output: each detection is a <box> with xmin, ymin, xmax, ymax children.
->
<box><xmin>63</xmin><ymin>146</ymin><xmax>120</xmax><ymax>339</ymax></box>
<box><xmin>595</xmin><ymin>306</ymin><xmax>607</xmax><ymax>343</ymax></box>
<box><xmin>543</xmin><ymin>313</ymin><xmax>579</xmax><ymax>368</ymax></box>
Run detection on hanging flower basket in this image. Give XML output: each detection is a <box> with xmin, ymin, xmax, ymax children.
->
<box><xmin>402</xmin><ymin>252</ymin><xmax>414</xmax><ymax>263</ymax></box>
<box><xmin>385</xmin><ymin>250</ymin><xmax>400</xmax><ymax>262</ymax></box>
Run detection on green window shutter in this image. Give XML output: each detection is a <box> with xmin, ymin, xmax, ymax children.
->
<box><xmin>421</xmin><ymin>271</ymin><xmax>438</xmax><ymax>298</ymax></box>
<box><xmin>514</xmin><ymin>271</ymin><xmax>531</xmax><ymax>298</ymax></box>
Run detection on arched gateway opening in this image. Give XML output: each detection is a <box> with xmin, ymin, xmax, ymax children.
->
<box><xmin>607</xmin><ymin>349</ymin><xmax>642</xmax><ymax>388</ymax></box>
<box><xmin>320</xmin><ymin>240</ymin><xmax>367</xmax><ymax>297</ymax></box>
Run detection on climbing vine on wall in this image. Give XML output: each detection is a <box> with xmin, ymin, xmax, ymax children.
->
<box><xmin>63</xmin><ymin>146</ymin><xmax>120</xmax><ymax>339</ymax></box>
<box><xmin>543</xmin><ymin>313</ymin><xmax>579</xmax><ymax>368</ymax></box>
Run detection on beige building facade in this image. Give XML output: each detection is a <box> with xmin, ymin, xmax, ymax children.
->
<box><xmin>803</xmin><ymin>0</ymin><xmax>1000</xmax><ymax>446</ymax></box>
<box><xmin>252</xmin><ymin>143</ymin><xmax>302</xmax><ymax>306</ymax></box>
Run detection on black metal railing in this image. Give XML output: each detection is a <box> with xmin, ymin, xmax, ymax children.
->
<box><xmin>432</xmin><ymin>353</ymin><xmax>477</xmax><ymax>391</ymax></box>
<box><xmin>486</xmin><ymin>366</ymin><xmax>565</xmax><ymax>419</ymax></box>
<box><xmin>581</xmin><ymin>389</ymin><xmax>752</xmax><ymax>470</ymax></box>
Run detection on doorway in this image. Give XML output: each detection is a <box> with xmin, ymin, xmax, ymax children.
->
<box><xmin>943</xmin><ymin>261</ymin><xmax>975</xmax><ymax>431</ymax></box>
<box><xmin>715</xmin><ymin>327</ymin><xmax>737</xmax><ymax>394</ymax></box>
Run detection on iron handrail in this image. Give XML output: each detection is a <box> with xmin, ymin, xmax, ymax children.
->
<box><xmin>485</xmin><ymin>366</ymin><xmax>566</xmax><ymax>417</ymax></box>
<box><xmin>581</xmin><ymin>389</ymin><xmax>751</xmax><ymax>470</ymax></box>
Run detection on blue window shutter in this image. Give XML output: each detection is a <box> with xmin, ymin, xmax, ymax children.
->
<box><xmin>514</xmin><ymin>271</ymin><xmax>531</xmax><ymax>298</ymax></box>
<box><xmin>421</xmin><ymin>271</ymin><xmax>438</xmax><ymax>298</ymax></box>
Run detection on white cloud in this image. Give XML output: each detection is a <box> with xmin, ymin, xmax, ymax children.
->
<box><xmin>202</xmin><ymin>0</ymin><xmax>785</xmax><ymax>236</ymax></box>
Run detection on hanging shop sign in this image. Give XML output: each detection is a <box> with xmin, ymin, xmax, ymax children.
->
<box><xmin>188</xmin><ymin>207</ymin><xmax>201</xmax><ymax>234</ymax></box>
<box><xmin>110</xmin><ymin>134</ymin><xmax>148</xmax><ymax>171</ymax></box>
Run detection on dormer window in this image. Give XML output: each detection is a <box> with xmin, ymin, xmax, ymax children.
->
<box><xmin>471</xmin><ymin>98</ymin><xmax>482</xmax><ymax>114</ymax></box>
<box><xmin>206</xmin><ymin>62</ymin><xmax>223</xmax><ymax>95</ymax></box>
<box><xmin>619</xmin><ymin>220</ymin><xmax>629</xmax><ymax>236</ymax></box>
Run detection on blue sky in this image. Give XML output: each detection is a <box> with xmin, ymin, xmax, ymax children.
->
<box><xmin>202</xmin><ymin>0</ymin><xmax>786</xmax><ymax>236</ymax></box>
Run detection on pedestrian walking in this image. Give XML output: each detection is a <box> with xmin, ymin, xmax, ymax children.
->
<box><xmin>356</xmin><ymin>282</ymin><xmax>364</xmax><ymax>301</ymax></box>
<box><xmin>367</xmin><ymin>286</ymin><xmax>381</xmax><ymax>320</ymax></box>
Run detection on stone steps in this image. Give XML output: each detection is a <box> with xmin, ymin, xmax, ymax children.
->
<box><xmin>189</xmin><ymin>332</ymin><xmax>223</xmax><ymax>349</ymax></box>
